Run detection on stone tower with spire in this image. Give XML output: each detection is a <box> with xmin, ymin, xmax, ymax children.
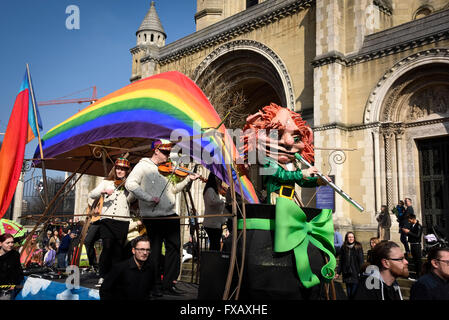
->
<box><xmin>130</xmin><ymin>1</ymin><xmax>166</xmax><ymax>82</ymax></box>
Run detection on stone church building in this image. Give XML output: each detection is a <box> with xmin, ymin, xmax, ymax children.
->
<box><xmin>128</xmin><ymin>0</ymin><xmax>449</xmax><ymax>244</ymax></box>
<box><xmin>65</xmin><ymin>0</ymin><xmax>449</xmax><ymax>247</ymax></box>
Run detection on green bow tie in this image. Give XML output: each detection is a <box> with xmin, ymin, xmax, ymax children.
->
<box><xmin>274</xmin><ymin>198</ymin><xmax>336</xmax><ymax>288</ymax></box>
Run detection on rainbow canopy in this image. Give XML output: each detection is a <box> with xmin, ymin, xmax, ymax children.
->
<box><xmin>34</xmin><ymin>71</ymin><xmax>259</xmax><ymax>204</ymax></box>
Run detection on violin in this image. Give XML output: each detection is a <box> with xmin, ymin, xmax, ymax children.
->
<box><xmin>158</xmin><ymin>162</ymin><xmax>208</xmax><ymax>183</ymax></box>
<box><xmin>218</xmin><ymin>184</ymin><xmax>228</xmax><ymax>197</ymax></box>
<box><xmin>114</xmin><ymin>179</ymin><xmax>125</xmax><ymax>187</ymax></box>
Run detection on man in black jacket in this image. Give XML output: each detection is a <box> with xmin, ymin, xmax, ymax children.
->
<box><xmin>400</xmin><ymin>198</ymin><xmax>414</xmax><ymax>257</ymax></box>
<box><xmin>354</xmin><ymin>241</ymin><xmax>409</xmax><ymax>300</ymax></box>
<box><xmin>410</xmin><ymin>247</ymin><xmax>449</xmax><ymax>300</ymax></box>
<box><xmin>402</xmin><ymin>214</ymin><xmax>423</xmax><ymax>279</ymax></box>
<box><xmin>100</xmin><ymin>235</ymin><xmax>154</xmax><ymax>300</ymax></box>
<box><xmin>377</xmin><ymin>205</ymin><xmax>391</xmax><ymax>240</ymax></box>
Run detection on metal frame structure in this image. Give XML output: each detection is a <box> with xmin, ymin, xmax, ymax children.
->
<box><xmin>19</xmin><ymin>125</ymin><xmax>353</xmax><ymax>300</ymax></box>
<box><xmin>19</xmin><ymin>132</ymin><xmax>250</xmax><ymax>300</ymax></box>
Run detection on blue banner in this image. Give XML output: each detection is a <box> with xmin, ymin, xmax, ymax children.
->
<box><xmin>316</xmin><ymin>175</ymin><xmax>335</xmax><ymax>212</ymax></box>
<box><xmin>15</xmin><ymin>276</ymin><xmax>99</xmax><ymax>300</ymax></box>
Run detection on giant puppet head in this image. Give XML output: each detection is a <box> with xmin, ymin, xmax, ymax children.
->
<box><xmin>242</xmin><ymin>103</ymin><xmax>314</xmax><ymax>165</ymax></box>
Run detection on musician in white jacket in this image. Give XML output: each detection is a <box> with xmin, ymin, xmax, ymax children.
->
<box><xmin>125</xmin><ymin>139</ymin><xmax>199</xmax><ymax>297</ymax></box>
<box><xmin>89</xmin><ymin>158</ymin><xmax>134</xmax><ymax>287</ymax></box>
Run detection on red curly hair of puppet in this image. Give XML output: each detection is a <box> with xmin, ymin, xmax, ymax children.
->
<box><xmin>241</xmin><ymin>103</ymin><xmax>315</xmax><ymax>163</ymax></box>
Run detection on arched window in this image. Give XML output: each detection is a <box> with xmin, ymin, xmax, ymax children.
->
<box><xmin>151</xmin><ymin>34</ymin><xmax>154</xmax><ymax>42</ymax></box>
<box><xmin>144</xmin><ymin>33</ymin><xmax>147</xmax><ymax>41</ymax></box>
<box><xmin>413</xmin><ymin>6</ymin><xmax>433</xmax><ymax>20</ymax></box>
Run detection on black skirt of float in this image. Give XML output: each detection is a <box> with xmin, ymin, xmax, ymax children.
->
<box><xmin>237</xmin><ymin>203</ymin><xmax>328</xmax><ymax>300</ymax></box>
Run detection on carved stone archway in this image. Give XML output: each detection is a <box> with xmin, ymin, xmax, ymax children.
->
<box><xmin>366</xmin><ymin>49</ymin><xmax>449</xmax><ymax>215</ymax></box>
<box><xmin>364</xmin><ymin>48</ymin><xmax>449</xmax><ymax>124</ymax></box>
<box><xmin>193</xmin><ymin>40</ymin><xmax>296</xmax><ymax>112</ymax></box>
<box><xmin>381</xmin><ymin>65</ymin><xmax>449</xmax><ymax>123</ymax></box>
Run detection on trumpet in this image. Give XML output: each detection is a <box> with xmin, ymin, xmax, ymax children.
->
<box><xmin>295</xmin><ymin>153</ymin><xmax>364</xmax><ymax>212</ymax></box>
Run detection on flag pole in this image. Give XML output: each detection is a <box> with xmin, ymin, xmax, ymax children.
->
<box><xmin>26</xmin><ymin>63</ymin><xmax>49</xmax><ymax>207</ymax></box>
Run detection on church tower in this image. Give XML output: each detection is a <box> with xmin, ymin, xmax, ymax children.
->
<box><xmin>130</xmin><ymin>1</ymin><xmax>166</xmax><ymax>82</ymax></box>
<box><xmin>136</xmin><ymin>1</ymin><xmax>166</xmax><ymax>47</ymax></box>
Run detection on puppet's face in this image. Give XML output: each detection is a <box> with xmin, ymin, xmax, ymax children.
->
<box><xmin>242</xmin><ymin>103</ymin><xmax>314</xmax><ymax>166</ymax></box>
<box><xmin>272</xmin><ymin>108</ymin><xmax>307</xmax><ymax>164</ymax></box>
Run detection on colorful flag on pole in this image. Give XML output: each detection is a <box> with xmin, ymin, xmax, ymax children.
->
<box><xmin>0</xmin><ymin>69</ymin><xmax>42</xmax><ymax>218</ymax></box>
<box><xmin>25</xmin><ymin>71</ymin><xmax>43</xmax><ymax>143</ymax></box>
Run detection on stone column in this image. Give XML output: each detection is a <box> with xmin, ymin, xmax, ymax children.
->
<box><xmin>382</xmin><ymin>127</ymin><xmax>395</xmax><ymax>210</ymax></box>
<box><xmin>74</xmin><ymin>175</ymin><xmax>100</xmax><ymax>215</ymax></box>
<box><xmin>372</xmin><ymin>126</ymin><xmax>382</xmax><ymax>213</ymax></box>
<box><xmin>350</xmin><ymin>0</ymin><xmax>373</xmax><ymax>53</ymax></box>
<box><xmin>395</xmin><ymin>127</ymin><xmax>405</xmax><ymax>200</ymax></box>
<box><xmin>12</xmin><ymin>171</ymin><xmax>25</xmax><ymax>222</ymax></box>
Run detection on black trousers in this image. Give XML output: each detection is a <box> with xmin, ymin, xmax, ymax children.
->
<box><xmin>84</xmin><ymin>223</ymin><xmax>101</xmax><ymax>267</ymax></box>
<box><xmin>400</xmin><ymin>231</ymin><xmax>410</xmax><ymax>253</ymax></box>
<box><xmin>204</xmin><ymin>227</ymin><xmax>222</xmax><ymax>251</ymax></box>
<box><xmin>144</xmin><ymin>214</ymin><xmax>180</xmax><ymax>290</ymax></box>
<box><xmin>410</xmin><ymin>243</ymin><xmax>422</xmax><ymax>278</ymax></box>
<box><xmin>98</xmin><ymin>219</ymin><xmax>129</xmax><ymax>278</ymax></box>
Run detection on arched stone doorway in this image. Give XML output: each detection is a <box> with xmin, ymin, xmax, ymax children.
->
<box><xmin>366</xmin><ymin>49</ymin><xmax>449</xmax><ymax>235</ymax></box>
<box><xmin>194</xmin><ymin>40</ymin><xmax>295</xmax><ymax>120</ymax></box>
<box><xmin>196</xmin><ymin>49</ymin><xmax>284</xmax><ymax>114</ymax></box>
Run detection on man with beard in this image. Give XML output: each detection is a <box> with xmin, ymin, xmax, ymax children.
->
<box><xmin>354</xmin><ymin>241</ymin><xmax>409</xmax><ymax>300</ymax></box>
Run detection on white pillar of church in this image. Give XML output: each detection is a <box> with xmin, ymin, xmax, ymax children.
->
<box><xmin>382</xmin><ymin>127</ymin><xmax>395</xmax><ymax>209</ymax></box>
<box><xmin>395</xmin><ymin>128</ymin><xmax>405</xmax><ymax>200</ymax></box>
<box><xmin>372</xmin><ymin>127</ymin><xmax>382</xmax><ymax>213</ymax></box>
<box><xmin>12</xmin><ymin>171</ymin><xmax>25</xmax><ymax>222</ymax></box>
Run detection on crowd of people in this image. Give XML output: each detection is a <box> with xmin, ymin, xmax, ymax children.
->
<box><xmin>333</xmin><ymin>197</ymin><xmax>448</xmax><ymax>300</ymax></box>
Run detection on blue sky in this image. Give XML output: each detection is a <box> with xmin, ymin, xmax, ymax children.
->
<box><xmin>0</xmin><ymin>0</ymin><xmax>196</xmax><ymax>178</ymax></box>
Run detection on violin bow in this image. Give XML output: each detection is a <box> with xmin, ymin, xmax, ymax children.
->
<box><xmin>151</xmin><ymin>161</ymin><xmax>181</xmax><ymax>212</ymax></box>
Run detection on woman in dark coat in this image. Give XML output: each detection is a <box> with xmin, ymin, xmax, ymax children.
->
<box><xmin>335</xmin><ymin>232</ymin><xmax>364</xmax><ymax>300</ymax></box>
<box><xmin>0</xmin><ymin>234</ymin><xmax>24</xmax><ymax>300</ymax></box>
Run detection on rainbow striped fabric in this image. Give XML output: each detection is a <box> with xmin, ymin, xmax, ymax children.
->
<box><xmin>0</xmin><ymin>69</ymin><xmax>42</xmax><ymax>218</ymax></box>
<box><xmin>35</xmin><ymin>71</ymin><xmax>259</xmax><ymax>203</ymax></box>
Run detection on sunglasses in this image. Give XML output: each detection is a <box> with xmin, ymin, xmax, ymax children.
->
<box><xmin>159</xmin><ymin>149</ymin><xmax>171</xmax><ymax>156</ymax></box>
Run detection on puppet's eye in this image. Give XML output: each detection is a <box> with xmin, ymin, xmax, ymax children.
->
<box><xmin>293</xmin><ymin>136</ymin><xmax>301</xmax><ymax>143</ymax></box>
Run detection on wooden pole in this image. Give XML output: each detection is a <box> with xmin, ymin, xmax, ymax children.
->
<box><xmin>233</xmin><ymin>162</ymin><xmax>246</xmax><ymax>300</ymax></box>
<box><xmin>26</xmin><ymin>63</ymin><xmax>49</xmax><ymax>207</ymax></box>
<box><xmin>19</xmin><ymin>212</ymin><xmax>234</xmax><ymax>220</ymax></box>
<box><xmin>222</xmin><ymin>133</ymin><xmax>239</xmax><ymax>300</ymax></box>
<box><xmin>186</xmin><ymin>189</ymin><xmax>201</xmax><ymax>284</ymax></box>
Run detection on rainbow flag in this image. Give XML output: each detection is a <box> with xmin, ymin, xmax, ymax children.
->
<box><xmin>35</xmin><ymin>71</ymin><xmax>259</xmax><ymax>203</ymax></box>
<box><xmin>0</xmin><ymin>69</ymin><xmax>42</xmax><ymax>218</ymax></box>
<box><xmin>25</xmin><ymin>71</ymin><xmax>43</xmax><ymax>143</ymax></box>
